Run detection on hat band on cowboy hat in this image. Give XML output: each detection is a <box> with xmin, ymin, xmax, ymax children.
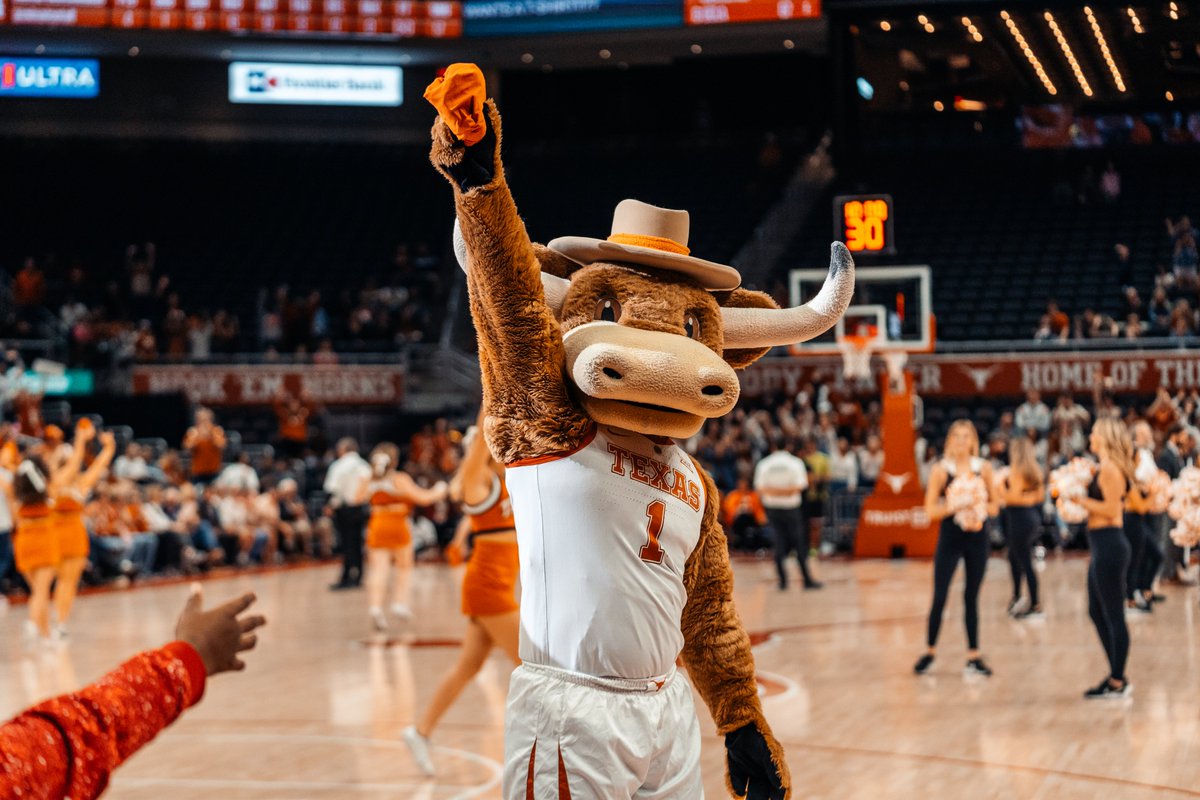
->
<box><xmin>547</xmin><ymin>199</ymin><xmax>742</xmax><ymax>291</ymax></box>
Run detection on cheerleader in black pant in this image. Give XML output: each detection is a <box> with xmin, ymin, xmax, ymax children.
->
<box><xmin>1080</xmin><ymin>418</ymin><xmax>1136</xmax><ymax>700</ymax></box>
<box><xmin>1004</xmin><ymin>437</ymin><xmax>1045</xmax><ymax>619</ymax></box>
<box><xmin>915</xmin><ymin>420</ymin><xmax>999</xmax><ymax>677</ymax></box>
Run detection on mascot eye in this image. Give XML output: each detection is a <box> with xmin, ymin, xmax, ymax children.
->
<box><xmin>684</xmin><ymin>313</ymin><xmax>700</xmax><ymax>340</ymax></box>
<box><xmin>595</xmin><ymin>297</ymin><xmax>622</xmax><ymax>323</ymax></box>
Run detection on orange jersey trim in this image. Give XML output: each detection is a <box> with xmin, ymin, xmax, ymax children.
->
<box><xmin>507</xmin><ymin>424</ymin><xmax>598</xmax><ymax>468</ymax></box>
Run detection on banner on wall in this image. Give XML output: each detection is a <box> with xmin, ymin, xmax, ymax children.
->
<box><xmin>229</xmin><ymin>62</ymin><xmax>402</xmax><ymax>106</ymax></box>
<box><xmin>741</xmin><ymin>350</ymin><xmax>1200</xmax><ymax>399</ymax></box>
<box><xmin>131</xmin><ymin>364</ymin><xmax>404</xmax><ymax>406</ymax></box>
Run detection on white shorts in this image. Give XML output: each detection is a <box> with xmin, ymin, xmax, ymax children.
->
<box><xmin>503</xmin><ymin>662</ymin><xmax>703</xmax><ymax>800</ymax></box>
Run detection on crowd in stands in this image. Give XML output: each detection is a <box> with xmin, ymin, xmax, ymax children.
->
<box><xmin>0</xmin><ymin>401</ymin><xmax>466</xmax><ymax>597</ymax></box>
<box><xmin>1035</xmin><ymin>214</ymin><xmax>1200</xmax><ymax>342</ymax></box>
<box><xmin>4</xmin><ymin>240</ymin><xmax>447</xmax><ymax>366</ymax></box>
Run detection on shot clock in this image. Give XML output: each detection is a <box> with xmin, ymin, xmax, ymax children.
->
<box><xmin>834</xmin><ymin>193</ymin><xmax>895</xmax><ymax>255</ymax></box>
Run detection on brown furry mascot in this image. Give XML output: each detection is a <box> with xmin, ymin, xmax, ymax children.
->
<box><xmin>426</xmin><ymin>63</ymin><xmax>854</xmax><ymax>800</ymax></box>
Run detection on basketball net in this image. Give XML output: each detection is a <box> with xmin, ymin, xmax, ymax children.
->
<box><xmin>882</xmin><ymin>351</ymin><xmax>908</xmax><ymax>386</ymax></box>
<box><xmin>838</xmin><ymin>335</ymin><xmax>874</xmax><ymax>380</ymax></box>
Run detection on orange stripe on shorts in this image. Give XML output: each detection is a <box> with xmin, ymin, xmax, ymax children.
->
<box><xmin>525</xmin><ymin>740</ymin><xmax>537</xmax><ymax>800</ymax></box>
<box><xmin>558</xmin><ymin>746</ymin><xmax>572</xmax><ymax>799</ymax></box>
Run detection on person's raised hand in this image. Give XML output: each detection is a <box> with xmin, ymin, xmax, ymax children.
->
<box><xmin>175</xmin><ymin>584</ymin><xmax>266</xmax><ymax>676</ymax></box>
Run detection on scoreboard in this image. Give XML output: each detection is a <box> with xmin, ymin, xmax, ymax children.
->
<box><xmin>0</xmin><ymin>0</ymin><xmax>463</xmax><ymax>37</ymax></box>
<box><xmin>0</xmin><ymin>0</ymin><xmax>818</xmax><ymax>36</ymax></box>
<box><xmin>685</xmin><ymin>0</ymin><xmax>817</xmax><ymax>26</ymax></box>
<box><xmin>834</xmin><ymin>193</ymin><xmax>894</xmax><ymax>255</ymax></box>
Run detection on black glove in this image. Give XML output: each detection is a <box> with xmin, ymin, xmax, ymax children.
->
<box><xmin>725</xmin><ymin>722</ymin><xmax>786</xmax><ymax>800</ymax></box>
<box><xmin>446</xmin><ymin>110</ymin><xmax>498</xmax><ymax>192</ymax></box>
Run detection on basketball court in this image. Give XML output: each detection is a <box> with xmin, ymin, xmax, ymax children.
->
<box><xmin>3</xmin><ymin>556</ymin><xmax>1197</xmax><ymax>799</ymax></box>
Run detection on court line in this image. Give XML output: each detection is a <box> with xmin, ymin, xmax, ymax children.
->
<box><xmin>122</xmin><ymin>732</ymin><xmax>502</xmax><ymax>799</ymax></box>
<box><xmin>781</xmin><ymin>740</ymin><xmax>1200</xmax><ymax>797</ymax></box>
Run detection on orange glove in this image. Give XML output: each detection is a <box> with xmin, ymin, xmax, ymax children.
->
<box><xmin>424</xmin><ymin>63</ymin><xmax>487</xmax><ymax>147</ymax></box>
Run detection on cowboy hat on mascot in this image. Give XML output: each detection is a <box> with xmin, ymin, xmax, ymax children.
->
<box><xmin>425</xmin><ymin>63</ymin><xmax>854</xmax><ymax>800</ymax></box>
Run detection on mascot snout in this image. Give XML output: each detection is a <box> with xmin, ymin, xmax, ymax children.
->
<box><xmin>564</xmin><ymin>321</ymin><xmax>739</xmax><ymax>433</ymax></box>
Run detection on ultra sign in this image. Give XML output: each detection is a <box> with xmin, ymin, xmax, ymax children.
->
<box><xmin>0</xmin><ymin>58</ymin><xmax>99</xmax><ymax>98</ymax></box>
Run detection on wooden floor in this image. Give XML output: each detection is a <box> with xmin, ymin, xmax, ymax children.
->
<box><xmin>3</xmin><ymin>553</ymin><xmax>1199</xmax><ymax>799</ymax></box>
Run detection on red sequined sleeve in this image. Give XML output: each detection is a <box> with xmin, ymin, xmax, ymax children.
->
<box><xmin>0</xmin><ymin>641</ymin><xmax>207</xmax><ymax>800</ymax></box>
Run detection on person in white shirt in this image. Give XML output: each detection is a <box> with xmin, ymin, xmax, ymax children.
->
<box><xmin>324</xmin><ymin>437</ymin><xmax>371</xmax><ymax>590</ymax></box>
<box><xmin>113</xmin><ymin>443</ymin><xmax>151</xmax><ymax>482</ymax></box>
<box><xmin>857</xmin><ymin>434</ymin><xmax>884</xmax><ymax>489</ymax></box>
<box><xmin>1015</xmin><ymin>390</ymin><xmax>1052</xmax><ymax>437</ymax></box>
<box><xmin>828</xmin><ymin>437</ymin><xmax>859</xmax><ymax>493</ymax></box>
<box><xmin>754</xmin><ymin>444</ymin><xmax>820</xmax><ymax>591</ymax></box>
<box><xmin>215</xmin><ymin>452</ymin><xmax>260</xmax><ymax>494</ymax></box>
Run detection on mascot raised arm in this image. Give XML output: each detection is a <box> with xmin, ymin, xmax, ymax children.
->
<box><xmin>426</xmin><ymin>63</ymin><xmax>854</xmax><ymax>800</ymax></box>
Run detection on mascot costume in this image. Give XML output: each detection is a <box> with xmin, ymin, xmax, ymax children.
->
<box><xmin>426</xmin><ymin>64</ymin><xmax>854</xmax><ymax>800</ymax></box>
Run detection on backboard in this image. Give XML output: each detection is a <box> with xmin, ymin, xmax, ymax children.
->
<box><xmin>788</xmin><ymin>264</ymin><xmax>933</xmax><ymax>356</ymax></box>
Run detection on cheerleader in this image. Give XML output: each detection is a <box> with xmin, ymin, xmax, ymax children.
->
<box><xmin>1125</xmin><ymin>422</ymin><xmax>1162</xmax><ymax>613</ymax></box>
<box><xmin>13</xmin><ymin>456</ymin><xmax>59</xmax><ymax>646</ymax></box>
<box><xmin>915</xmin><ymin>420</ymin><xmax>999</xmax><ymax>677</ymax></box>
<box><xmin>50</xmin><ymin>422</ymin><xmax>116</xmax><ymax>639</ymax></box>
<box><xmin>1005</xmin><ymin>438</ymin><xmax>1045</xmax><ymax>619</ymax></box>
<box><xmin>403</xmin><ymin>417</ymin><xmax>520</xmax><ymax>776</ymax></box>
<box><xmin>1080</xmin><ymin>418</ymin><xmax>1136</xmax><ymax>699</ymax></box>
<box><xmin>354</xmin><ymin>443</ymin><xmax>447</xmax><ymax>631</ymax></box>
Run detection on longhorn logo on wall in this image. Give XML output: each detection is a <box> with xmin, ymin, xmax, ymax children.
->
<box><xmin>741</xmin><ymin>351</ymin><xmax>1200</xmax><ymax>398</ymax></box>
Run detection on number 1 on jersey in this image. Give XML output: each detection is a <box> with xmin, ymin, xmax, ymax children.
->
<box><xmin>640</xmin><ymin>500</ymin><xmax>666</xmax><ymax>564</ymax></box>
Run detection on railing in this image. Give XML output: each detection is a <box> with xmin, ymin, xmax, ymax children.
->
<box><xmin>936</xmin><ymin>336</ymin><xmax>1200</xmax><ymax>354</ymax></box>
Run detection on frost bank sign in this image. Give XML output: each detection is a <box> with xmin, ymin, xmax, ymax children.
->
<box><xmin>229</xmin><ymin>62</ymin><xmax>402</xmax><ymax>107</ymax></box>
<box><xmin>0</xmin><ymin>58</ymin><xmax>99</xmax><ymax>98</ymax></box>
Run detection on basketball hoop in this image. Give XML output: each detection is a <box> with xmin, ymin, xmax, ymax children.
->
<box><xmin>838</xmin><ymin>334</ymin><xmax>875</xmax><ymax>380</ymax></box>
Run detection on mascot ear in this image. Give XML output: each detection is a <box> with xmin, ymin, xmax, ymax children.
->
<box><xmin>721</xmin><ymin>288</ymin><xmax>778</xmax><ymax>369</ymax></box>
<box><xmin>532</xmin><ymin>243</ymin><xmax>581</xmax><ymax>280</ymax></box>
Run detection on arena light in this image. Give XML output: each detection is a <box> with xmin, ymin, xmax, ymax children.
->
<box><xmin>1127</xmin><ymin>6</ymin><xmax>1144</xmax><ymax>33</ymax></box>
<box><xmin>1169</xmin><ymin>1</ymin><xmax>1178</xmax><ymax>20</ymax></box>
<box><xmin>1001</xmin><ymin>10</ymin><xmax>1058</xmax><ymax>96</ymax></box>
<box><xmin>1166</xmin><ymin>89</ymin><xmax>1175</xmax><ymax>101</ymax></box>
<box><xmin>879</xmin><ymin>19</ymin><xmax>891</xmax><ymax>31</ymax></box>
<box><xmin>1084</xmin><ymin>7</ymin><xmax>1126</xmax><ymax>92</ymax></box>
<box><xmin>1045</xmin><ymin>11</ymin><xmax>1093</xmax><ymax>97</ymax></box>
<box><xmin>961</xmin><ymin>15</ymin><xmax>983</xmax><ymax>42</ymax></box>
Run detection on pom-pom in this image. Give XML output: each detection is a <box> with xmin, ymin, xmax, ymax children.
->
<box><xmin>1049</xmin><ymin>457</ymin><xmax>1096</xmax><ymax>524</ymax></box>
<box><xmin>947</xmin><ymin>472</ymin><xmax>989</xmax><ymax>532</ymax></box>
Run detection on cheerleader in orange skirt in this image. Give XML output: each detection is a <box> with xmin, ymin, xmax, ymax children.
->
<box><xmin>403</xmin><ymin>413</ymin><xmax>520</xmax><ymax>776</ymax></box>
<box><xmin>13</xmin><ymin>456</ymin><xmax>60</xmax><ymax>645</ymax></box>
<box><xmin>50</xmin><ymin>421</ymin><xmax>117</xmax><ymax>639</ymax></box>
<box><xmin>354</xmin><ymin>443</ymin><xmax>448</xmax><ymax>632</ymax></box>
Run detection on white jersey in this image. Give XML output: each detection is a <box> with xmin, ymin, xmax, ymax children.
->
<box><xmin>505</xmin><ymin>425</ymin><xmax>706</xmax><ymax>680</ymax></box>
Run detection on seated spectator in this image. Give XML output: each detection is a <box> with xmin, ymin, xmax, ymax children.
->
<box><xmin>159</xmin><ymin>450</ymin><xmax>187</xmax><ymax>486</ymax></box>
<box><xmin>828</xmin><ymin>437</ymin><xmax>860</xmax><ymax>493</ymax></box>
<box><xmin>1124</xmin><ymin>313</ymin><xmax>1144</xmax><ymax>339</ymax></box>
<box><xmin>1045</xmin><ymin>300</ymin><xmax>1070</xmax><ymax>340</ymax></box>
<box><xmin>857</xmin><ymin>434</ymin><xmax>883</xmax><ymax>490</ymax></box>
<box><xmin>1169</xmin><ymin>300</ymin><xmax>1196</xmax><ymax>338</ymax></box>
<box><xmin>1148</xmin><ymin>287</ymin><xmax>1173</xmax><ymax>335</ymax></box>
<box><xmin>217</xmin><ymin>487</ymin><xmax>268</xmax><ymax>565</ymax></box>
<box><xmin>113</xmin><ymin>443</ymin><xmax>151</xmax><ymax>482</ymax></box>
<box><xmin>251</xmin><ymin>488</ymin><xmax>282</xmax><ymax>563</ymax></box>
<box><xmin>1119</xmin><ymin>284</ymin><xmax>1141</xmax><ymax>317</ymax></box>
<box><xmin>117</xmin><ymin>484</ymin><xmax>159</xmax><ymax>576</ymax></box>
<box><xmin>274</xmin><ymin>478</ymin><xmax>322</xmax><ymax>557</ymax></box>
<box><xmin>1015</xmin><ymin>390</ymin><xmax>1051</xmax><ymax>437</ymax></box>
<box><xmin>721</xmin><ymin>475</ymin><xmax>768</xmax><ymax>551</ymax></box>
<box><xmin>216</xmin><ymin>452</ymin><xmax>260</xmax><ymax>494</ymax></box>
<box><xmin>141</xmin><ymin>485</ymin><xmax>187</xmax><ymax>574</ymax></box>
